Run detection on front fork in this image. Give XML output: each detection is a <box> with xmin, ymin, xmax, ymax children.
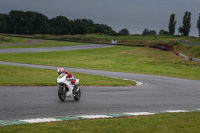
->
<box><xmin>59</xmin><ymin>85</ymin><xmax>66</xmax><ymax>92</ymax></box>
<box><xmin>64</xmin><ymin>84</ymin><xmax>68</xmax><ymax>92</ymax></box>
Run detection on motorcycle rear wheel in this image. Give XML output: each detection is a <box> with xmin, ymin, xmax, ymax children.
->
<box><xmin>74</xmin><ymin>88</ymin><xmax>81</xmax><ymax>100</ymax></box>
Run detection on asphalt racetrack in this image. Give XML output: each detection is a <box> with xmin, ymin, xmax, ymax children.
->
<box><xmin>0</xmin><ymin>43</ymin><xmax>200</xmax><ymax>121</ymax></box>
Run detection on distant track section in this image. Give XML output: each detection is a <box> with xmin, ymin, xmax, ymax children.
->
<box><xmin>0</xmin><ymin>44</ymin><xmax>113</xmax><ymax>53</ymax></box>
<box><xmin>179</xmin><ymin>40</ymin><xmax>200</xmax><ymax>45</ymax></box>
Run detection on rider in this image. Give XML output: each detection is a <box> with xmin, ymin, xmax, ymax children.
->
<box><xmin>57</xmin><ymin>67</ymin><xmax>76</xmax><ymax>96</ymax></box>
<box><xmin>57</xmin><ymin>67</ymin><xmax>76</xmax><ymax>83</ymax></box>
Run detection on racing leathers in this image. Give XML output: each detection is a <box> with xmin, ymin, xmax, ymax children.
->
<box><xmin>64</xmin><ymin>70</ymin><xmax>76</xmax><ymax>96</ymax></box>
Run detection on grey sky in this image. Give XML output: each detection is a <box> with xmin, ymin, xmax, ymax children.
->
<box><xmin>0</xmin><ymin>0</ymin><xmax>200</xmax><ymax>36</ymax></box>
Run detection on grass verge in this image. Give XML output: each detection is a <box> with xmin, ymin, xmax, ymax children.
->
<box><xmin>173</xmin><ymin>43</ymin><xmax>200</xmax><ymax>58</ymax></box>
<box><xmin>0</xmin><ymin>65</ymin><xmax>135</xmax><ymax>86</ymax></box>
<box><xmin>1</xmin><ymin>112</ymin><xmax>200</xmax><ymax>133</ymax></box>
<box><xmin>0</xmin><ymin>39</ymin><xmax>88</xmax><ymax>49</ymax></box>
<box><xmin>0</xmin><ymin>36</ymin><xmax>29</xmax><ymax>44</ymax></box>
<box><xmin>0</xmin><ymin>46</ymin><xmax>199</xmax><ymax>80</ymax></box>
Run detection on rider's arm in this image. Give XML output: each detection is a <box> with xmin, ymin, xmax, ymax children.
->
<box><xmin>67</xmin><ymin>72</ymin><xmax>73</xmax><ymax>78</ymax></box>
<box><xmin>66</xmin><ymin>72</ymin><xmax>73</xmax><ymax>81</ymax></box>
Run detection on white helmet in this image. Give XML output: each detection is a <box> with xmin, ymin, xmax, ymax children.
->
<box><xmin>57</xmin><ymin>67</ymin><xmax>64</xmax><ymax>75</ymax></box>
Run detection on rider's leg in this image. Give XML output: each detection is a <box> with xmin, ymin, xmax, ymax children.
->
<box><xmin>66</xmin><ymin>83</ymin><xmax>73</xmax><ymax>96</ymax></box>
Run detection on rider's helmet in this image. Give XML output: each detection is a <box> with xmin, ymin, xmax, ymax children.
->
<box><xmin>57</xmin><ymin>67</ymin><xmax>64</xmax><ymax>75</ymax></box>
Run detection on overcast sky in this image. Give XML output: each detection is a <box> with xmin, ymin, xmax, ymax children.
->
<box><xmin>0</xmin><ymin>0</ymin><xmax>200</xmax><ymax>36</ymax></box>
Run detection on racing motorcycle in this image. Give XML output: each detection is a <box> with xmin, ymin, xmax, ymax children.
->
<box><xmin>57</xmin><ymin>73</ymin><xmax>81</xmax><ymax>101</ymax></box>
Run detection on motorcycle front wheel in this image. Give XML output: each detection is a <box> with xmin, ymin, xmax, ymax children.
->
<box><xmin>58</xmin><ymin>86</ymin><xmax>66</xmax><ymax>101</ymax></box>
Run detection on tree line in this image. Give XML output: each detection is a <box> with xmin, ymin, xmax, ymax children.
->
<box><xmin>0</xmin><ymin>10</ymin><xmax>116</xmax><ymax>35</ymax></box>
<box><xmin>1</xmin><ymin>10</ymin><xmax>200</xmax><ymax>37</ymax></box>
<box><xmin>143</xmin><ymin>11</ymin><xmax>200</xmax><ymax>37</ymax></box>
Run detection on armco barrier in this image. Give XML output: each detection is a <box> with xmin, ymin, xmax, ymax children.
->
<box><xmin>178</xmin><ymin>53</ymin><xmax>191</xmax><ymax>61</ymax></box>
<box><xmin>192</xmin><ymin>57</ymin><xmax>200</xmax><ymax>63</ymax></box>
<box><xmin>177</xmin><ymin>53</ymin><xmax>200</xmax><ymax>63</ymax></box>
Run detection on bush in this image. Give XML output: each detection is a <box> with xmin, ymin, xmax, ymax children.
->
<box><xmin>0</xmin><ymin>35</ymin><xmax>4</xmax><ymax>39</ymax></box>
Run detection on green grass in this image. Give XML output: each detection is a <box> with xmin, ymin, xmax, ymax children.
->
<box><xmin>0</xmin><ymin>65</ymin><xmax>135</xmax><ymax>86</ymax></box>
<box><xmin>173</xmin><ymin>43</ymin><xmax>200</xmax><ymax>58</ymax></box>
<box><xmin>1</xmin><ymin>112</ymin><xmax>200</xmax><ymax>133</ymax></box>
<box><xmin>0</xmin><ymin>36</ymin><xmax>29</xmax><ymax>44</ymax></box>
<box><xmin>0</xmin><ymin>46</ymin><xmax>199</xmax><ymax>80</ymax></box>
<box><xmin>0</xmin><ymin>39</ymin><xmax>88</xmax><ymax>49</ymax></box>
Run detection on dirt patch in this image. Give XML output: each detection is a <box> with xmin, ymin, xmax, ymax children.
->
<box><xmin>155</xmin><ymin>43</ymin><xmax>173</xmax><ymax>51</ymax></box>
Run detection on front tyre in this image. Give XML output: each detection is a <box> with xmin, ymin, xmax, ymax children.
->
<box><xmin>58</xmin><ymin>86</ymin><xmax>66</xmax><ymax>101</ymax></box>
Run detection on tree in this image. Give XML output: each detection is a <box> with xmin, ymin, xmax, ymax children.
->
<box><xmin>118</xmin><ymin>28</ymin><xmax>129</xmax><ymax>35</ymax></box>
<box><xmin>23</xmin><ymin>11</ymin><xmax>49</xmax><ymax>34</ymax></box>
<box><xmin>49</xmin><ymin>16</ymin><xmax>70</xmax><ymax>35</ymax></box>
<box><xmin>7</xmin><ymin>10</ymin><xmax>24</xmax><ymax>34</ymax></box>
<box><xmin>159</xmin><ymin>29</ymin><xmax>169</xmax><ymax>35</ymax></box>
<box><xmin>142</xmin><ymin>29</ymin><xmax>156</xmax><ymax>35</ymax></box>
<box><xmin>70</xmin><ymin>19</ymin><xmax>94</xmax><ymax>34</ymax></box>
<box><xmin>0</xmin><ymin>13</ymin><xmax>8</xmax><ymax>33</ymax></box>
<box><xmin>142</xmin><ymin>28</ymin><xmax>150</xmax><ymax>35</ymax></box>
<box><xmin>149</xmin><ymin>30</ymin><xmax>157</xmax><ymax>35</ymax></box>
<box><xmin>0</xmin><ymin>10</ymin><xmax>116</xmax><ymax>35</ymax></box>
<box><xmin>197</xmin><ymin>13</ymin><xmax>200</xmax><ymax>37</ymax></box>
<box><xmin>94</xmin><ymin>24</ymin><xmax>116</xmax><ymax>35</ymax></box>
<box><xmin>168</xmin><ymin>14</ymin><xmax>176</xmax><ymax>35</ymax></box>
<box><xmin>179</xmin><ymin>11</ymin><xmax>191</xmax><ymax>36</ymax></box>
<box><xmin>4</xmin><ymin>10</ymin><xmax>49</xmax><ymax>35</ymax></box>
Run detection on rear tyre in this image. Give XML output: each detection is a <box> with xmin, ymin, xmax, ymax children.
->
<box><xmin>58</xmin><ymin>87</ymin><xmax>66</xmax><ymax>101</ymax></box>
<box><xmin>74</xmin><ymin>88</ymin><xmax>81</xmax><ymax>100</ymax></box>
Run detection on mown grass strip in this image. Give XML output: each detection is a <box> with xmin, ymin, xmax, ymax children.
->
<box><xmin>0</xmin><ymin>64</ymin><xmax>135</xmax><ymax>86</ymax></box>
